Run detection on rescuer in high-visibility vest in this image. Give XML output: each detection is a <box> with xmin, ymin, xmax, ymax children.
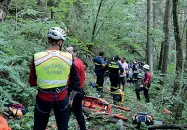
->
<box><xmin>29</xmin><ymin>27</ymin><xmax>80</xmax><ymax>130</ymax></box>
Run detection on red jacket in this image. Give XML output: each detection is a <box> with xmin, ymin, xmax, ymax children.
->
<box><xmin>74</xmin><ymin>58</ymin><xmax>86</xmax><ymax>88</ymax></box>
<box><xmin>142</xmin><ymin>72</ymin><xmax>152</xmax><ymax>85</ymax></box>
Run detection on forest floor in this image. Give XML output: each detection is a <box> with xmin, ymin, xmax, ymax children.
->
<box><xmin>67</xmin><ymin>77</ymin><xmax>162</xmax><ymax>130</ymax></box>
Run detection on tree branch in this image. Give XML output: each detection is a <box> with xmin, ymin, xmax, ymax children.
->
<box><xmin>95</xmin><ymin>3</ymin><xmax>115</xmax><ymax>37</ymax></box>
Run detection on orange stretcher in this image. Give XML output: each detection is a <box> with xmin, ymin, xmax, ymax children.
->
<box><xmin>0</xmin><ymin>115</ymin><xmax>12</xmax><ymax>130</ymax></box>
<box><xmin>82</xmin><ymin>96</ymin><xmax>130</xmax><ymax>121</ymax></box>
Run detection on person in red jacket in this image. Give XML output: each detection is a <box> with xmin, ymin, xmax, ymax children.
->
<box><xmin>135</xmin><ymin>64</ymin><xmax>152</xmax><ymax>103</ymax></box>
<box><xmin>66</xmin><ymin>46</ymin><xmax>86</xmax><ymax>130</ymax></box>
<box><xmin>29</xmin><ymin>27</ymin><xmax>80</xmax><ymax>130</ymax></box>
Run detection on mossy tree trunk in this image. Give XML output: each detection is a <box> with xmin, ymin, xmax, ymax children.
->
<box><xmin>172</xmin><ymin>0</ymin><xmax>184</xmax><ymax>121</ymax></box>
<box><xmin>147</xmin><ymin>0</ymin><xmax>153</xmax><ymax>74</ymax></box>
<box><xmin>161</xmin><ymin>0</ymin><xmax>172</xmax><ymax>75</ymax></box>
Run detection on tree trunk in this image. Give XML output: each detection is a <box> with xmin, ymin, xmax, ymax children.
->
<box><xmin>0</xmin><ymin>0</ymin><xmax>11</xmax><ymax>21</ymax></box>
<box><xmin>0</xmin><ymin>9</ymin><xmax>4</xmax><ymax>22</ymax></box>
<box><xmin>148</xmin><ymin>124</ymin><xmax>187</xmax><ymax>130</ymax></box>
<box><xmin>161</xmin><ymin>0</ymin><xmax>172</xmax><ymax>74</ymax></box>
<box><xmin>91</xmin><ymin>0</ymin><xmax>103</xmax><ymax>42</ymax></box>
<box><xmin>37</xmin><ymin>0</ymin><xmax>41</xmax><ymax>5</ymax></box>
<box><xmin>51</xmin><ymin>8</ymin><xmax>54</xmax><ymax>20</ymax></box>
<box><xmin>185</xmin><ymin>24</ymin><xmax>187</xmax><ymax>79</ymax></box>
<box><xmin>172</xmin><ymin>0</ymin><xmax>183</xmax><ymax>121</ymax></box>
<box><xmin>179</xmin><ymin>3</ymin><xmax>187</xmax><ymax>123</ymax></box>
<box><xmin>95</xmin><ymin>4</ymin><xmax>114</xmax><ymax>37</ymax></box>
<box><xmin>147</xmin><ymin>0</ymin><xmax>153</xmax><ymax>73</ymax></box>
<box><xmin>152</xmin><ymin>1</ymin><xmax>156</xmax><ymax>28</ymax></box>
<box><xmin>158</xmin><ymin>41</ymin><xmax>164</xmax><ymax>70</ymax></box>
<box><xmin>184</xmin><ymin>2</ymin><xmax>187</xmax><ymax>79</ymax></box>
<box><xmin>172</xmin><ymin>0</ymin><xmax>183</xmax><ymax>82</ymax></box>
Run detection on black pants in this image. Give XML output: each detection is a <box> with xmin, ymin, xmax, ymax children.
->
<box><xmin>133</xmin><ymin>73</ymin><xmax>139</xmax><ymax>84</ymax></box>
<box><xmin>34</xmin><ymin>96</ymin><xmax>69</xmax><ymax>130</ymax></box>
<box><xmin>96</xmin><ymin>74</ymin><xmax>105</xmax><ymax>92</ymax></box>
<box><xmin>135</xmin><ymin>86</ymin><xmax>150</xmax><ymax>103</ymax></box>
<box><xmin>69</xmin><ymin>92</ymin><xmax>86</xmax><ymax>130</ymax></box>
<box><xmin>109</xmin><ymin>74</ymin><xmax>120</xmax><ymax>92</ymax></box>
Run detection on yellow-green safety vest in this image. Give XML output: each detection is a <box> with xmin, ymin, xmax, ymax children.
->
<box><xmin>34</xmin><ymin>50</ymin><xmax>73</xmax><ymax>89</ymax></box>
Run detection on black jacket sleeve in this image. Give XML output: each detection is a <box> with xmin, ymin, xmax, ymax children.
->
<box><xmin>68</xmin><ymin>61</ymin><xmax>81</xmax><ymax>92</ymax></box>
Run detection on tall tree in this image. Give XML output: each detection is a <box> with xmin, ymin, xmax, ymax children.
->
<box><xmin>91</xmin><ymin>0</ymin><xmax>103</xmax><ymax>42</ymax></box>
<box><xmin>161</xmin><ymin>0</ymin><xmax>172</xmax><ymax>74</ymax></box>
<box><xmin>184</xmin><ymin>2</ymin><xmax>187</xmax><ymax>79</ymax></box>
<box><xmin>0</xmin><ymin>9</ymin><xmax>4</xmax><ymax>22</ymax></box>
<box><xmin>172</xmin><ymin>0</ymin><xmax>183</xmax><ymax>120</ymax></box>
<box><xmin>172</xmin><ymin>0</ymin><xmax>183</xmax><ymax>80</ymax></box>
<box><xmin>185</xmin><ymin>24</ymin><xmax>187</xmax><ymax>79</ymax></box>
<box><xmin>183</xmin><ymin>3</ymin><xmax>187</xmax><ymax>107</ymax></box>
<box><xmin>147</xmin><ymin>0</ymin><xmax>153</xmax><ymax>73</ymax></box>
<box><xmin>152</xmin><ymin>1</ymin><xmax>156</xmax><ymax>28</ymax></box>
<box><xmin>158</xmin><ymin>41</ymin><xmax>164</xmax><ymax>70</ymax></box>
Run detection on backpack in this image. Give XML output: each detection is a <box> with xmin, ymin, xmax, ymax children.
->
<box><xmin>113</xmin><ymin>89</ymin><xmax>125</xmax><ymax>103</ymax></box>
<box><xmin>132</xmin><ymin>113</ymin><xmax>154</xmax><ymax>126</ymax></box>
<box><xmin>3</xmin><ymin>104</ymin><xmax>26</xmax><ymax>119</ymax></box>
<box><xmin>0</xmin><ymin>115</ymin><xmax>11</xmax><ymax>130</ymax></box>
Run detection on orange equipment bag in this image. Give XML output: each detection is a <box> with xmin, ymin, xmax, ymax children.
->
<box><xmin>0</xmin><ymin>115</ymin><xmax>11</xmax><ymax>130</ymax></box>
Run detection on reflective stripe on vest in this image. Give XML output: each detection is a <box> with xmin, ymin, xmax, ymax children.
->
<box><xmin>34</xmin><ymin>50</ymin><xmax>73</xmax><ymax>89</ymax></box>
<box><xmin>94</xmin><ymin>62</ymin><xmax>102</xmax><ymax>66</ymax></box>
<box><xmin>108</xmin><ymin>62</ymin><xmax>120</xmax><ymax>69</ymax></box>
<box><xmin>37</xmin><ymin>79</ymin><xmax>68</xmax><ymax>85</ymax></box>
<box><xmin>111</xmin><ymin>86</ymin><xmax>119</xmax><ymax>89</ymax></box>
<box><xmin>35</xmin><ymin>51</ymin><xmax>72</xmax><ymax>66</ymax></box>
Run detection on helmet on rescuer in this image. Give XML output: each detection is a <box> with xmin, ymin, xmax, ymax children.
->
<box><xmin>47</xmin><ymin>27</ymin><xmax>66</xmax><ymax>41</ymax></box>
<box><xmin>113</xmin><ymin>55</ymin><xmax>120</xmax><ymax>61</ymax></box>
<box><xmin>143</xmin><ymin>64</ymin><xmax>149</xmax><ymax>70</ymax></box>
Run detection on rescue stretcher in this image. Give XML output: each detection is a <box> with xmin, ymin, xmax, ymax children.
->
<box><xmin>82</xmin><ymin>96</ymin><xmax>130</xmax><ymax>121</ymax></box>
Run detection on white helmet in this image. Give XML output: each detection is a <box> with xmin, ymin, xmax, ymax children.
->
<box><xmin>47</xmin><ymin>27</ymin><xmax>66</xmax><ymax>40</ymax></box>
<box><xmin>143</xmin><ymin>64</ymin><xmax>149</xmax><ymax>70</ymax></box>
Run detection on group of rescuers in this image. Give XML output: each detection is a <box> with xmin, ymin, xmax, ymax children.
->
<box><xmin>92</xmin><ymin>52</ymin><xmax>152</xmax><ymax>104</ymax></box>
<box><xmin>28</xmin><ymin>27</ymin><xmax>152</xmax><ymax>130</ymax></box>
